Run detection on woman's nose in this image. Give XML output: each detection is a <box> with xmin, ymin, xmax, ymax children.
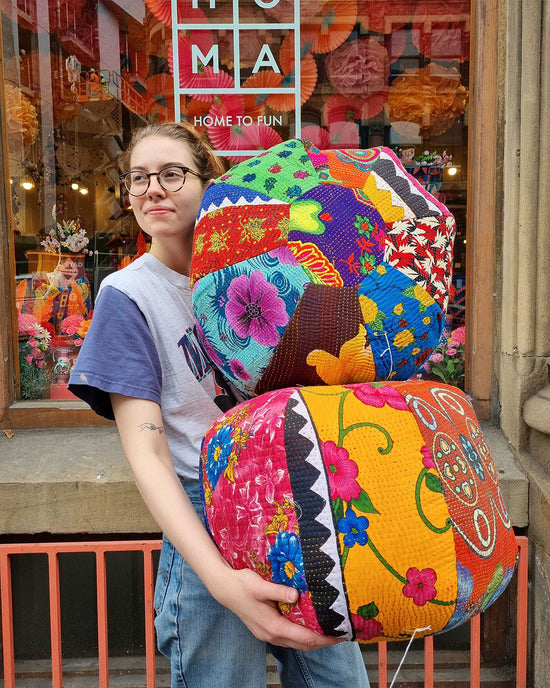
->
<box><xmin>147</xmin><ymin>173</ymin><xmax>166</xmax><ymax>196</ymax></box>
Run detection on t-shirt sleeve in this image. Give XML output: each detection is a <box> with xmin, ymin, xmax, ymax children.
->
<box><xmin>68</xmin><ymin>285</ymin><xmax>162</xmax><ymax>419</ymax></box>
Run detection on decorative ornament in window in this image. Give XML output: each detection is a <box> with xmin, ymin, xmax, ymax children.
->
<box><xmin>5</xmin><ymin>83</ymin><xmax>38</xmax><ymax>149</ymax></box>
<box><xmin>386</xmin><ymin>64</ymin><xmax>469</xmax><ymax>138</ymax></box>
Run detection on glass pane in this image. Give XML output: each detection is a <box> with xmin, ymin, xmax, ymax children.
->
<box><xmin>4</xmin><ymin>0</ymin><xmax>469</xmax><ymax>401</ymax></box>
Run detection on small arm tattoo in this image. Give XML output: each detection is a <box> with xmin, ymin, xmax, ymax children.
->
<box><xmin>138</xmin><ymin>422</ymin><xmax>165</xmax><ymax>435</ymax></box>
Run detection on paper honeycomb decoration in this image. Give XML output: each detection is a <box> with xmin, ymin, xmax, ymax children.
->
<box><xmin>200</xmin><ymin>380</ymin><xmax>518</xmax><ymax>643</ymax></box>
<box><xmin>191</xmin><ymin>139</ymin><xmax>456</xmax><ymax>398</ymax></box>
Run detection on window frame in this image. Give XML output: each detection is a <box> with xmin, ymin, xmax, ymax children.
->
<box><xmin>0</xmin><ymin>0</ymin><xmax>496</xmax><ymax>429</ymax></box>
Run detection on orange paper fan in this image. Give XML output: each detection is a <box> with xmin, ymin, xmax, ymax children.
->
<box><xmin>327</xmin><ymin>120</ymin><xmax>360</xmax><ymax>148</ymax></box>
<box><xmin>265</xmin><ymin>0</ymin><xmax>324</xmax><ymax>22</ymax></box>
<box><xmin>300</xmin><ymin>125</ymin><xmax>332</xmax><ymax>149</ymax></box>
<box><xmin>323</xmin><ymin>94</ymin><xmax>362</xmax><ymax>127</ymax></box>
<box><xmin>301</xmin><ymin>0</ymin><xmax>358</xmax><ymax>55</ymax></box>
<box><xmin>181</xmin><ymin>98</ymin><xmax>211</xmax><ymax>133</ymax></box>
<box><xmin>301</xmin><ymin>122</ymin><xmax>359</xmax><ymax>149</ymax></box>
<box><xmin>360</xmin><ymin>91</ymin><xmax>388</xmax><ymax>119</ymax></box>
<box><xmin>168</xmin><ymin>34</ymin><xmax>234</xmax><ymax>102</ymax></box>
<box><xmin>242</xmin><ymin>70</ymin><xmax>284</xmax><ymax>107</ymax></box>
<box><xmin>208</xmin><ymin>93</ymin><xmax>265</xmax><ymax>126</ymax></box>
<box><xmin>207</xmin><ymin>121</ymin><xmax>282</xmax><ymax>161</ymax></box>
<box><xmin>145</xmin><ymin>0</ymin><xmax>208</xmax><ymax>27</ymax></box>
<box><xmin>168</xmin><ymin>32</ymin><xmax>214</xmax><ymax>73</ymax></box>
<box><xmin>241</xmin><ymin>35</ymin><xmax>317</xmax><ymax>113</ymax></box>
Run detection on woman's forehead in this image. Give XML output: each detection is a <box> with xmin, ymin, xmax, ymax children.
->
<box><xmin>130</xmin><ymin>135</ymin><xmax>193</xmax><ymax>167</ymax></box>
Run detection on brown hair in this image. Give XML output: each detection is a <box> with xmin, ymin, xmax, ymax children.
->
<box><xmin>122</xmin><ymin>121</ymin><xmax>226</xmax><ymax>180</ymax></box>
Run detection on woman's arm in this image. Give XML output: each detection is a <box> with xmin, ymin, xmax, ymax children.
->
<box><xmin>111</xmin><ymin>393</ymin><xmax>341</xmax><ymax>651</ymax></box>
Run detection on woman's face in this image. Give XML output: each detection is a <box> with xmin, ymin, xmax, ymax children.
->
<box><xmin>128</xmin><ymin>135</ymin><xmax>207</xmax><ymax>247</ymax></box>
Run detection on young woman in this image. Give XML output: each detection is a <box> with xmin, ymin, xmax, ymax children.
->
<box><xmin>69</xmin><ymin>122</ymin><xmax>370</xmax><ymax>688</ymax></box>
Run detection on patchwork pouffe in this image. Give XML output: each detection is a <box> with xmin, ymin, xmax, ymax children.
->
<box><xmin>201</xmin><ymin>381</ymin><xmax>518</xmax><ymax>643</ymax></box>
<box><xmin>191</xmin><ymin>139</ymin><xmax>456</xmax><ymax>397</ymax></box>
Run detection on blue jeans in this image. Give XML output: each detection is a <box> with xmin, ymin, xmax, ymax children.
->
<box><xmin>154</xmin><ymin>481</ymin><xmax>370</xmax><ymax>688</ymax></box>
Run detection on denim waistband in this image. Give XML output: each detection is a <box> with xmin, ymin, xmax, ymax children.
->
<box><xmin>180</xmin><ymin>478</ymin><xmax>202</xmax><ymax>506</ymax></box>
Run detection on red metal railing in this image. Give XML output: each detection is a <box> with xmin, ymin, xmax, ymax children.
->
<box><xmin>0</xmin><ymin>536</ymin><xmax>529</xmax><ymax>687</ymax></box>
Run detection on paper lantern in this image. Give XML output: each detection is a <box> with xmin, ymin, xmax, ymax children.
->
<box><xmin>191</xmin><ymin>139</ymin><xmax>456</xmax><ymax>397</ymax></box>
<box><xmin>201</xmin><ymin>381</ymin><xmax>518</xmax><ymax>643</ymax></box>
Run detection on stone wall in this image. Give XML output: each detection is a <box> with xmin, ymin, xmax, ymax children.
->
<box><xmin>498</xmin><ymin>1</ymin><xmax>550</xmax><ymax>685</ymax></box>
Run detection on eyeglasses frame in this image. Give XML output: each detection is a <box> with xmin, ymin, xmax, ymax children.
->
<box><xmin>119</xmin><ymin>165</ymin><xmax>209</xmax><ymax>196</ymax></box>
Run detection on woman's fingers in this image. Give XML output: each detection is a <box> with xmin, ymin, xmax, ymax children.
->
<box><xmin>216</xmin><ymin>568</ymin><xmax>343</xmax><ymax>651</ymax></box>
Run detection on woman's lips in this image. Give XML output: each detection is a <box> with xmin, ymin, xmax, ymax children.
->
<box><xmin>146</xmin><ymin>206</ymin><xmax>172</xmax><ymax>215</ymax></box>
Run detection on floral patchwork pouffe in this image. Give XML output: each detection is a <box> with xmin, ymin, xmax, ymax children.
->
<box><xmin>201</xmin><ymin>380</ymin><xmax>518</xmax><ymax>643</ymax></box>
<box><xmin>191</xmin><ymin>138</ymin><xmax>456</xmax><ymax>397</ymax></box>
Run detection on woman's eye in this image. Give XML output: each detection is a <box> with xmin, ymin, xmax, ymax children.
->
<box><xmin>163</xmin><ymin>169</ymin><xmax>182</xmax><ymax>179</ymax></box>
<box><xmin>131</xmin><ymin>173</ymin><xmax>148</xmax><ymax>183</ymax></box>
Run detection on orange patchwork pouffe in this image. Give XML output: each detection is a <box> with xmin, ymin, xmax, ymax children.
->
<box><xmin>200</xmin><ymin>380</ymin><xmax>518</xmax><ymax>643</ymax></box>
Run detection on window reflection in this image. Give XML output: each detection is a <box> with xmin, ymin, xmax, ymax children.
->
<box><xmin>4</xmin><ymin>0</ymin><xmax>470</xmax><ymax>400</ymax></box>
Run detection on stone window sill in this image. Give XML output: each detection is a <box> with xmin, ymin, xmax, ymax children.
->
<box><xmin>0</xmin><ymin>423</ymin><xmax>529</xmax><ymax>535</ymax></box>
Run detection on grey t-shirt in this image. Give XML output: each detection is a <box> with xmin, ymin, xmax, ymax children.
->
<box><xmin>69</xmin><ymin>253</ymin><xmax>238</xmax><ymax>480</ymax></box>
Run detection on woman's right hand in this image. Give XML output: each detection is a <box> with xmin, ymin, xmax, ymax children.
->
<box><xmin>209</xmin><ymin>565</ymin><xmax>342</xmax><ymax>652</ymax></box>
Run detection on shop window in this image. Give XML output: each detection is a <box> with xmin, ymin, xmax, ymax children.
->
<box><xmin>1</xmin><ymin>0</ymin><xmax>470</xmax><ymax>413</ymax></box>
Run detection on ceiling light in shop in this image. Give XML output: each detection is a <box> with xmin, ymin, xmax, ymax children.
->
<box><xmin>71</xmin><ymin>182</ymin><xmax>80</xmax><ymax>190</ymax></box>
<box><xmin>79</xmin><ymin>187</ymin><xmax>89</xmax><ymax>195</ymax></box>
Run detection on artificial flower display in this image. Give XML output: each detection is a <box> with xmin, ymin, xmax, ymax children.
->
<box><xmin>60</xmin><ymin>313</ymin><xmax>92</xmax><ymax>348</ymax></box>
<box><xmin>386</xmin><ymin>64</ymin><xmax>469</xmax><ymax>138</ymax></box>
<box><xmin>201</xmin><ymin>380</ymin><xmax>518</xmax><ymax>642</ymax></box>
<box><xmin>191</xmin><ymin>138</ymin><xmax>456</xmax><ymax>397</ymax></box>
<box><xmin>17</xmin><ymin>313</ymin><xmax>52</xmax><ymax>399</ymax></box>
<box><xmin>398</xmin><ymin>149</ymin><xmax>453</xmax><ymax>168</ymax></box>
<box><xmin>41</xmin><ymin>215</ymin><xmax>89</xmax><ymax>254</ymax></box>
<box><xmin>427</xmin><ymin>325</ymin><xmax>465</xmax><ymax>388</ymax></box>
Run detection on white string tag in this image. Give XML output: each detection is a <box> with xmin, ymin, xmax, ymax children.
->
<box><xmin>389</xmin><ymin>626</ymin><xmax>432</xmax><ymax>688</ymax></box>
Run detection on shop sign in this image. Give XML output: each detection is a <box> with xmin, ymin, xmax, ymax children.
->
<box><xmin>172</xmin><ymin>0</ymin><xmax>302</xmax><ymax>156</ymax></box>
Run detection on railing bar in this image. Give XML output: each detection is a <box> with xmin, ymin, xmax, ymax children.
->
<box><xmin>0</xmin><ymin>541</ymin><xmax>163</xmax><ymax>556</ymax></box>
<box><xmin>378</xmin><ymin>640</ymin><xmax>387</xmax><ymax>688</ymax></box>
<box><xmin>470</xmin><ymin>614</ymin><xmax>481</xmax><ymax>688</ymax></box>
<box><xmin>0</xmin><ymin>552</ymin><xmax>16</xmax><ymax>688</ymax></box>
<box><xmin>0</xmin><ymin>535</ymin><xmax>530</xmax><ymax>688</ymax></box>
<box><xmin>424</xmin><ymin>635</ymin><xmax>434</xmax><ymax>688</ymax></box>
<box><xmin>48</xmin><ymin>552</ymin><xmax>63</xmax><ymax>688</ymax></box>
<box><xmin>516</xmin><ymin>536</ymin><xmax>529</xmax><ymax>688</ymax></box>
<box><xmin>143</xmin><ymin>548</ymin><xmax>157</xmax><ymax>688</ymax></box>
<box><xmin>96</xmin><ymin>551</ymin><xmax>110</xmax><ymax>688</ymax></box>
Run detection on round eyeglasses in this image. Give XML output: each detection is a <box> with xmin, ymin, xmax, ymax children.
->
<box><xmin>119</xmin><ymin>165</ymin><xmax>209</xmax><ymax>196</ymax></box>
